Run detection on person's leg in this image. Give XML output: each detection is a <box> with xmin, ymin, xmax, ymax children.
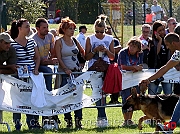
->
<box><xmin>13</xmin><ymin>113</ymin><xmax>21</xmax><ymax>130</ymax></box>
<box><xmin>64</xmin><ymin>112</ymin><xmax>72</xmax><ymax>128</ymax></box>
<box><xmin>161</xmin><ymin>82</ymin><xmax>173</xmax><ymax>95</ymax></box>
<box><xmin>74</xmin><ymin>109</ymin><xmax>83</xmax><ymax>128</ymax></box>
<box><xmin>38</xmin><ymin>65</ymin><xmax>53</xmax><ymax>91</ymax></box>
<box><xmin>121</xmin><ymin>86</ymin><xmax>139</xmax><ymax>126</ymax></box>
<box><xmin>95</xmin><ymin>94</ymin><xmax>107</xmax><ymax>120</ymax></box>
<box><xmin>148</xmin><ymin>82</ymin><xmax>158</xmax><ymax>95</ymax></box>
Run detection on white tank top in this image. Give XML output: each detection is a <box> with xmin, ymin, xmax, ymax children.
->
<box><xmin>88</xmin><ymin>34</ymin><xmax>113</xmax><ymax>68</ymax></box>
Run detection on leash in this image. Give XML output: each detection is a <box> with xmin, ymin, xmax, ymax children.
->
<box><xmin>147</xmin><ymin>84</ymin><xmax>174</xmax><ymax>101</ymax></box>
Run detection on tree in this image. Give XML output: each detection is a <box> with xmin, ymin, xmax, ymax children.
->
<box><xmin>6</xmin><ymin>0</ymin><xmax>46</xmax><ymax>24</ymax></box>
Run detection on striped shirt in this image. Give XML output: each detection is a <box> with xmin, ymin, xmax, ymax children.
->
<box><xmin>11</xmin><ymin>38</ymin><xmax>37</xmax><ymax>71</ymax></box>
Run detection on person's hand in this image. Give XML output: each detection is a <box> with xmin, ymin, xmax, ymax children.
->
<box><xmin>132</xmin><ymin>65</ymin><xmax>143</xmax><ymax>72</ymax></box>
<box><xmin>155</xmin><ymin>32</ymin><xmax>162</xmax><ymax>41</ymax></box>
<box><xmin>141</xmin><ymin>79</ymin><xmax>150</xmax><ymax>86</ymax></box>
<box><xmin>94</xmin><ymin>45</ymin><xmax>107</xmax><ymax>53</ymax></box>
<box><xmin>64</xmin><ymin>68</ymin><xmax>72</xmax><ymax>75</ymax></box>
<box><xmin>33</xmin><ymin>69</ymin><xmax>39</xmax><ymax>75</ymax></box>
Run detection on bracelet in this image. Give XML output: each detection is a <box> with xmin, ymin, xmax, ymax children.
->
<box><xmin>91</xmin><ymin>51</ymin><xmax>96</xmax><ymax>55</ymax></box>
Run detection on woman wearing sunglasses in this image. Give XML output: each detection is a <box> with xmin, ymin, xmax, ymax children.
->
<box><xmin>85</xmin><ymin>14</ymin><xmax>115</xmax><ymax>127</ymax></box>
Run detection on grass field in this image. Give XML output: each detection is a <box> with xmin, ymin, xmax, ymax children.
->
<box><xmin>2</xmin><ymin>24</ymin><xmax>180</xmax><ymax>133</ymax></box>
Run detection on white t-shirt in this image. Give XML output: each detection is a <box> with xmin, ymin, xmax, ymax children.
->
<box><xmin>76</xmin><ymin>32</ymin><xmax>86</xmax><ymax>49</ymax></box>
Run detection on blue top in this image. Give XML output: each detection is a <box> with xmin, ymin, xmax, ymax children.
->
<box><xmin>118</xmin><ymin>47</ymin><xmax>143</xmax><ymax>70</ymax></box>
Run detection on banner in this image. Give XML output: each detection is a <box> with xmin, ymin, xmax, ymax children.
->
<box><xmin>0</xmin><ymin>71</ymin><xmax>103</xmax><ymax>116</ymax></box>
<box><xmin>122</xmin><ymin>68</ymin><xmax>180</xmax><ymax>89</ymax></box>
<box><xmin>0</xmin><ymin>68</ymin><xmax>179</xmax><ymax>116</ymax></box>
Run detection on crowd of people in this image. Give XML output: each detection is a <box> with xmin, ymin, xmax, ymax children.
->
<box><xmin>1</xmin><ymin>4</ymin><xmax>180</xmax><ymax>133</ymax></box>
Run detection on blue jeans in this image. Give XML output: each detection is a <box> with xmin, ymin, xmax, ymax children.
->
<box><xmin>61</xmin><ymin>74</ymin><xmax>82</xmax><ymax>121</ymax></box>
<box><xmin>148</xmin><ymin>82</ymin><xmax>172</xmax><ymax>95</ymax></box>
<box><xmin>13</xmin><ymin>113</ymin><xmax>39</xmax><ymax>129</ymax></box>
<box><xmin>121</xmin><ymin>86</ymin><xmax>140</xmax><ymax>113</ymax></box>
<box><xmin>96</xmin><ymin>95</ymin><xmax>107</xmax><ymax>120</ymax></box>
<box><xmin>170</xmin><ymin>98</ymin><xmax>180</xmax><ymax>124</ymax></box>
<box><xmin>38</xmin><ymin>65</ymin><xmax>53</xmax><ymax>91</ymax></box>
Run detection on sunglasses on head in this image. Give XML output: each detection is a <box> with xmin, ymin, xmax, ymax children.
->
<box><xmin>95</xmin><ymin>31</ymin><xmax>104</xmax><ymax>34</ymax></box>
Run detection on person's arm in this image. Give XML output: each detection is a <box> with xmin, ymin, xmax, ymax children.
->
<box><xmin>33</xmin><ymin>46</ymin><xmax>40</xmax><ymax>75</ymax></box>
<box><xmin>106</xmin><ymin>40</ymin><xmax>115</xmax><ymax>60</ymax></box>
<box><xmin>55</xmin><ymin>39</ymin><xmax>72</xmax><ymax>75</ymax></box>
<box><xmin>85</xmin><ymin>37</ymin><xmax>95</xmax><ymax>60</ymax></box>
<box><xmin>142</xmin><ymin>60</ymin><xmax>179</xmax><ymax>85</ymax></box>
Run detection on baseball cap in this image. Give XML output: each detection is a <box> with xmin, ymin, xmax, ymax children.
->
<box><xmin>0</xmin><ymin>32</ymin><xmax>14</xmax><ymax>43</ymax></box>
<box><xmin>79</xmin><ymin>26</ymin><xmax>87</xmax><ymax>32</ymax></box>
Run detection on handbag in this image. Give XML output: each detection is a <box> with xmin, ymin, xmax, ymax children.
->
<box><xmin>88</xmin><ymin>57</ymin><xmax>109</xmax><ymax>72</ymax></box>
<box><xmin>67</xmin><ymin>74</ymin><xmax>76</xmax><ymax>90</ymax></box>
<box><xmin>72</xmin><ymin>37</ymin><xmax>86</xmax><ymax>64</ymax></box>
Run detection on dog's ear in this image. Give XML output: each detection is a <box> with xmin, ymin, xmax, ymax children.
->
<box><xmin>131</xmin><ymin>87</ymin><xmax>137</xmax><ymax>98</ymax></box>
<box><xmin>139</xmin><ymin>82</ymin><xmax>147</xmax><ymax>95</ymax></box>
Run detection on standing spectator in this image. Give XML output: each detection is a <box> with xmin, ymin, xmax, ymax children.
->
<box><xmin>105</xmin><ymin>25</ymin><xmax>121</xmax><ymax>104</ymax></box>
<box><xmin>139</xmin><ymin>24</ymin><xmax>152</xmax><ymax>65</ymax></box>
<box><xmin>54</xmin><ymin>17</ymin><xmax>85</xmax><ymax>129</ymax></box>
<box><xmin>118</xmin><ymin>37</ymin><xmax>143</xmax><ymax>126</ymax></box>
<box><xmin>76</xmin><ymin>25</ymin><xmax>87</xmax><ymax>49</ymax></box>
<box><xmin>50</xmin><ymin>29</ymin><xmax>59</xmax><ymax>41</ymax></box>
<box><xmin>0</xmin><ymin>32</ymin><xmax>17</xmax><ymax>74</ymax></box>
<box><xmin>32</xmin><ymin>18</ymin><xmax>60</xmax><ymax>129</ymax></box>
<box><xmin>76</xmin><ymin>25</ymin><xmax>87</xmax><ymax>69</ymax></box>
<box><xmin>10</xmin><ymin>18</ymin><xmax>41</xmax><ymax>130</ymax></box>
<box><xmin>151</xmin><ymin>0</ymin><xmax>162</xmax><ymax>21</ymax></box>
<box><xmin>108</xmin><ymin>0</ymin><xmax>121</xmax><ymax>32</ymax></box>
<box><xmin>148</xmin><ymin>20</ymin><xmax>172</xmax><ymax>95</ymax></box>
<box><xmin>165</xmin><ymin>17</ymin><xmax>177</xmax><ymax>34</ymax></box>
<box><xmin>125</xmin><ymin>9</ymin><xmax>133</xmax><ymax>25</ymax></box>
<box><xmin>85</xmin><ymin>14</ymin><xmax>115</xmax><ymax>127</ymax></box>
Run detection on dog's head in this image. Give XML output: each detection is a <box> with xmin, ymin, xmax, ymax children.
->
<box><xmin>122</xmin><ymin>87</ymin><xmax>141</xmax><ymax>111</ymax></box>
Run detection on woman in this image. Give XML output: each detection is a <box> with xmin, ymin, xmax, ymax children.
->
<box><xmin>118</xmin><ymin>37</ymin><xmax>143</xmax><ymax>126</ymax></box>
<box><xmin>85</xmin><ymin>14</ymin><xmax>114</xmax><ymax>127</ymax></box>
<box><xmin>10</xmin><ymin>18</ymin><xmax>40</xmax><ymax>130</ymax></box>
<box><xmin>54</xmin><ymin>17</ymin><xmax>85</xmax><ymax>129</ymax></box>
<box><xmin>148</xmin><ymin>20</ymin><xmax>172</xmax><ymax>95</ymax></box>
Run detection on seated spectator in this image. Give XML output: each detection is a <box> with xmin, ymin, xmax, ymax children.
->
<box><xmin>48</xmin><ymin>14</ymin><xmax>55</xmax><ymax>24</ymax></box>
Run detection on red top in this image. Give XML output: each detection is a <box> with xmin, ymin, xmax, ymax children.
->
<box><xmin>108</xmin><ymin>0</ymin><xmax>120</xmax><ymax>10</ymax></box>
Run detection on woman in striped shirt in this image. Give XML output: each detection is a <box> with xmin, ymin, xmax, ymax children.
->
<box><xmin>10</xmin><ymin>18</ymin><xmax>40</xmax><ymax>130</ymax></box>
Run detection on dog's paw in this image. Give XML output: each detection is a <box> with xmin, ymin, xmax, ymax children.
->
<box><xmin>138</xmin><ymin>124</ymin><xmax>143</xmax><ymax>130</ymax></box>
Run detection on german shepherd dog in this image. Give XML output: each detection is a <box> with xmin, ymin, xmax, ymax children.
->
<box><xmin>122</xmin><ymin>87</ymin><xmax>179</xmax><ymax>131</ymax></box>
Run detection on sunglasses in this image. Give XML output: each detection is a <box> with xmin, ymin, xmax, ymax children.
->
<box><xmin>95</xmin><ymin>31</ymin><xmax>104</xmax><ymax>34</ymax></box>
<box><xmin>171</xmin><ymin>22</ymin><xmax>177</xmax><ymax>25</ymax></box>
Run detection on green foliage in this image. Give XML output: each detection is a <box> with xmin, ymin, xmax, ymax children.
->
<box><xmin>6</xmin><ymin>0</ymin><xmax>46</xmax><ymax>24</ymax></box>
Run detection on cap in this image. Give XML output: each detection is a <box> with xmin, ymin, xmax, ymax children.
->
<box><xmin>0</xmin><ymin>32</ymin><xmax>14</xmax><ymax>43</ymax></box>
<box><xmin>79</xmin><ymin>26</ymin><xmax>87</xmax><ymax>32</ymax></box>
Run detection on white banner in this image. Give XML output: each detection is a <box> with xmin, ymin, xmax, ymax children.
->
<box><xmin>122</xmin><ymin>68</ymin><xmax>180</xmax><ymax>89</ymax></box>
<box><xmin>0</xmin><ymin>68</ymin><xmax>179</xmax><ymax>116</ymax></box>
<box><xmin>0</xmin><ymin>71</ymin><xmax>103</xmax><ymax>116</ymax></box>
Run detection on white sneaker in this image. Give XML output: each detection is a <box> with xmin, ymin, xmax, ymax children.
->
<box><xmin>96</xmin><ymin>119</ymin><xmax>108</xmax><ymax>128</ymax></box>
